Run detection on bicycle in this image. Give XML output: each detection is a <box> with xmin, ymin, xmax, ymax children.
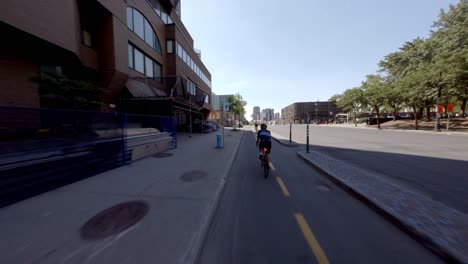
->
<box><xmin>260</xmin><ymin>147</ymin><xmax>269</xmax><ymax>178</ymax></box>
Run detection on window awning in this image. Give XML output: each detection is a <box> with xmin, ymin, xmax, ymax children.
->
<box><xmin>126</xmin><ymin>79</ymin><xmax>168</xmax><ymax>97</ymax></box>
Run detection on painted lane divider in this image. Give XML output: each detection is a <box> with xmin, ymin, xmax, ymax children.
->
<box><xmin>294</xmin><ymin>213</ymin><xmax>330</xmax><ymax>264</ymax></box>
<box><xmin>275</xmin><ymin>177</ymin><xmax>290</xmax><ymax>197</ymax></box>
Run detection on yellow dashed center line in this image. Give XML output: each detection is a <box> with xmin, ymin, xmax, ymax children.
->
<box><xmin>275</xmin><ymin>177</ymin><xmax>290</xmax><ymax>197</ymax></box>
<box><xmin>269</xmin><ymin>162</ymin><xmax>276</xmax><ymax>171</ymax></box>
<box><xmin>294</xmin><ymin>213</ymin><xmax>330</xmax><ymax>264</ymax></box>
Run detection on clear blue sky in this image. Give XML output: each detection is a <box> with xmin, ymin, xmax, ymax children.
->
<box><xmin>181</xmin><ymin>0</ymin><xmax>459</xmax><ymax>119</ymax></box>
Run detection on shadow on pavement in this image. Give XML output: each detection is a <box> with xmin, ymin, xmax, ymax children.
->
<box><xmin>290</xmin><ymin>142</ymin><xmax>468</xmax><ymax>214</ymax></box>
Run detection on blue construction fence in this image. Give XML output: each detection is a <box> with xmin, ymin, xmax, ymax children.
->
<box><xmin>0</xmin><ymin>106</ymin><xmax>177</xmax><ymax>207</ymax></box>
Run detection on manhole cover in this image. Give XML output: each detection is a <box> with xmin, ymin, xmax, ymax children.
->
<box><xmin>80</xmin><ymin>201</ymin><xmax>149</xmax><ymax>240</ymax></box>
<box><xmin>153</xmin><ymin>152</ymin><xmax>173</xmax><ymax>158</ymax></box>
<box><xmin>180</xmin><ymin>170</ymin><xmax>207</xmax><ymax>182</ymax></box>
<box><xmin>316</xmin><ymin>184</ymin><xmax>331</xmax><ymax>192</ymax></box>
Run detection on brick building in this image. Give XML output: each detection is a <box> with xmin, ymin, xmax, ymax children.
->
<box><xmin>281</xmin><ymin>101</ymin><xmax>340</xmax><ymax>124</ymax></box>
<box><xmin>0</xmin><ymin>0</ymin><xmax>212</xmax><ymax>130</ymax></box>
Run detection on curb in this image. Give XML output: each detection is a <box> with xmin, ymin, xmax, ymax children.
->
<box><xmin>182</xmin><ymin>130</ymin><xmax>245</xmax><ymax>264</ymax></box>
<box><xmin>296</xmin><ymin>151</ymin><xmax>465</xmax><ymax>264</ymax></box>
<box><xmin>271</xmin><ymin>137</ymin><xmax>299</xmax><ymax>147</ymax></box>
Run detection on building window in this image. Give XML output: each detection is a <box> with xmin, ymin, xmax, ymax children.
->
<box><xmin>126</xmin><ymin>7</ymin><xmax>133</xmax><ymax>30</ymax></box>
<box><xmin>187</xmin><ymin>80</ymin><xmax>196</xmax><ymax>95</ymax></box>
<box><xmin>134</xmin><ymin>48</ymin><xmax>145</xmax><ymax>74</ymax></box>
<box><xmin>128</xmin><ymin>45</ymin><xmax>134</xmax><ymax>68</ymax></box>
<box><xmin>40</xmin><ymin>64</ymin><xmax>62</xmax><ymax>77</ymax></box>
<box><xmin>182</xmin><ymin>49</ymin><xmax>187</xmax><ymax>63</ymax></box>
<box><xmin>145</xmin><ymin>57</ymin><xmax>154</xmax><ymax>78</ymax></box>
<box><xmin>175</xmin><ymin>41</ymin><xmax>212</xmax><ymax>88</ymax></box>
<box><xmin>167</xmin><ymin>40</ymin><xmax>174</xmax><ymax>53</ymax></box>
<box><xmin>82</xmin><ymin>31</ymin><xmax>93</xmax><ymax>47</ymax></box>
<box><xmin>154</xmin><ymin>62</ymin><xmax>162</xmax><ymax>78</ymax></box>
<box><xmin>144</xmin><ymin>20</ymin><xmax>154</xmax><ymax>48</ymax></box>
<box><xmin>129</xmin><ymin>44</ymin><xmax>162</xmax><ymax>80</ymax></box>
<box><xmin>205</xmin><ymin>94</ymin><xmax>209</xmax><ymax>104</ymax></box>
<box><xmin>132</xmin><ymin>10</ymin><xmax>144</xmax><ymax>39</ymax></box>
<box><xmin>176</xmin><ymin>43</ymin><xmax>182</xmax><ymax>56</ymax></box>
<box><xmin>126</xmin><ymin>7</ymin><xmax>161</xmax><ymax>53</ymax></box>
<box><xmin>147</xmin><ymin>0</ymin><xmax>174</xmax><ymax>25</ymax></box>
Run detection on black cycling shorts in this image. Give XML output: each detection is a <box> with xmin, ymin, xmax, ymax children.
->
<box><xmin>259</xmin><ymin>141</ymin><xmax>272</xmax><ymax>154</ymax></box>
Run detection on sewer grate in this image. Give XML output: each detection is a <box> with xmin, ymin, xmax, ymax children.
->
<box><xmin>180</xmin><ymin>170</ymin><xmax>207</xmax><ymax>182</ymax></box>
<box><xmin>80</xmin><ymin>200</ymin><xmax>149</xmax><ymax>240</ymax></box>
<box><xmin>153</xmin><ymin>152</ymin><xmax>173</xmax><ymax>158</ymax></box>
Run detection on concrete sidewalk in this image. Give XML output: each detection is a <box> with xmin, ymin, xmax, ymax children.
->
<box><xmin>0</xmin><ymin>129</ymin><xmax>244</xmax><ymax>264</ymax></box>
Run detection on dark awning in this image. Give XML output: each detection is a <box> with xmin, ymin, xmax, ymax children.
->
<box><xmin>126</xmin><ymin>79</ymin><xmax>168</xmax><ymax>97</ymax></box>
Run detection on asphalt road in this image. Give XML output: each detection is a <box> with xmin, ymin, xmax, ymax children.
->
<box><xmin>197</xmin><ymin>131</ymin><xmax>441</xmax><ymax>264</ymax></box>
<box><xmin>269</xmin><ymin>125</ymin><xmax>468</xmax><ymax>213</ymax></box>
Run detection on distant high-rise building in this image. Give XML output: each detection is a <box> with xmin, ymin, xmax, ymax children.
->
<box><xmin>274</xmin><ymin>112</ymin><xmax>280</xmax><ymax>120</ymax></box>
<box><xmin>252</xmin><ymin>106</ymin><xmax>261</xmax><ymax>121</ymax></box>
<box><xmin>261</xmin><ymin>108</ymin><xmax>274</xmax><ymax>122</ymax></box>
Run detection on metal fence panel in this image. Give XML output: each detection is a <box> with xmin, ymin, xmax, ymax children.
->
<box><xmin>0</xmin><ymin>106</ymin><xmax>176</xmax><ymax>207</ymax></box>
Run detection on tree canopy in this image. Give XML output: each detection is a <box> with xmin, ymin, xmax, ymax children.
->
<box><xmin>336</xmin><ymin>0</ymin><xmax>468</xmax><ymax>121</ymax></box>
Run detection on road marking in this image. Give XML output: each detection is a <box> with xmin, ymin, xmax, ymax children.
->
<box><xmin>275</xmin><ymin>177</ymin><xmax>290</xmax><ymax>197</ymax></box>
<box><xmin>269</xmin><ymin>162</ymin><xmax>276</xmax><ymax>171</ymax></box>
<box><xmin>294</xmin><ymin>213</ymin><xmax>329</xmax><ymax>264</ymax></box>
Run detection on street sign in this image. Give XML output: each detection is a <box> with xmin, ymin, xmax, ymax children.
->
<box><xmin>447</xmin><ymin>104</ymin><xmax>454</xmax><ymax>113</ymax></box>
<box><xmin>437</xmin><ymin>104</ymin><xmax>444</xmax><ymax>113</ymax></box>
<box><xmin>223</xmin><ymin>102</ymin><xmax>230</xmax><ymax>112</ymax></box>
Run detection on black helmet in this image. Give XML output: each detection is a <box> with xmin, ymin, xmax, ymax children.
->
<box><xmin>261</xmin><ymin>123</ymin><xmax>267</xmax><ymax>129</ymax></box>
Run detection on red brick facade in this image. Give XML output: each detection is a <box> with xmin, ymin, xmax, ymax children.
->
<box><xmin>0</xmin><ymin>54</ymin><xmax>39</xmax><ymax>107</ymax></box>
<box><xmin>0</xmin><ymin>0</ymin><xmax>212</xmax><ymax>112</ymax></box>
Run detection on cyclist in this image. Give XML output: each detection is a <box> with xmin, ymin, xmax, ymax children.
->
<box><xmin>254</xmin><ymin>122</ymin><xmax>259</xmax><ymax>132</ymax></box>
<box><xmin>256</xmin><ymin>123</ymin><xmax>272</xmax><ymax>160</ymax></box>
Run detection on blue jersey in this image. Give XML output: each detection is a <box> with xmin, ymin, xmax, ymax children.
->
<box><xmin>257</xmin><ymin>129</ymin><xmax>272</xmax><ymax>142</ymax></box>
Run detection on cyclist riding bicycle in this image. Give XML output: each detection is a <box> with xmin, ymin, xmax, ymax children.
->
<box><xmin>256</xmin><ymin>123</ymin><xmax>272</xmax><ymax>160</ymax></box>
<box><xmin>254</xmin><ymin>122</ymin><xmax>259</xmax><ymax>132</ymax></box>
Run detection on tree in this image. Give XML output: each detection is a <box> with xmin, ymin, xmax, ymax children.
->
<box><xmin>328</xmin><ymin>94</ymin><xmax>342</xmax><ymax>102</ymax></box>
<box><xmin>382</xmin><ymin>76</ymin><xmax>405</xmax><ymax>121</ymax></box>
<box><xmin>362</xmin><ymin>74</ymin><xmax>387</xmax><ymax>129</ymax></box>
<box><xmin>31</xmin><ymin>73</ymin><xmax>103</xmax><ymax>110</ymax></box>
<box><xmin>379</xmin><ymin>37</ymin><xmax>439</xmax><ymax>121</ymax></box>
<box><xmin>431</xmin><ymin>0</ymin><xmax>468</xmax><ymax>117</ymax></box>
<box><xmin>228</xmin><ymin>94</ymin><xmax>247</xmax><ymax>128</ymax></box>
<box><xmin>336</xmin><ymin>87</ymin><xmax>365</xmax><ymax>127</ymax></box>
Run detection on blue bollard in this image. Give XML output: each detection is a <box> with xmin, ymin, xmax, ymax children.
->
<box><xmin>216</xmin><ymin>134</ymin><xmax>223</xmax><ymax>148</ymax></box>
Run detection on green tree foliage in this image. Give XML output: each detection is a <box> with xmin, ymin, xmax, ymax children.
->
<box><xmin>431</xmin><ymin>0</ymin><xmax>468</xmax><ymax>116</ymax></box>
<box><xmin>362</xmin><ymin>75</ymin><xmax>388</xmax><ymax>128</ymax></box>
<box><xmin>228</xmin><ymin>93</ymin><xmax>247</xmax><ymax>127</ymax></box>
<box><xmin>336</xmin><ymin>87</ymin><xmax>365</xmax><ymax>127</ymax></box>
<box><xmin>335</xmin><ymin>0</ymin><xmax>467</xmax><ymax>128</ymax></box>
<box><xmin>328</xmin><ymin>94</ymin><xmax>342</xmax><ymax>102</ymax></box>
<box><xmin>31</xmin><ymin>73</ymin><xmax>103</xmax><ymax>110</ymax></box>
<box><xmin>382</xmin><ymin>76</ymin><xmax>405</xmax><ymax>121</ymax></box>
